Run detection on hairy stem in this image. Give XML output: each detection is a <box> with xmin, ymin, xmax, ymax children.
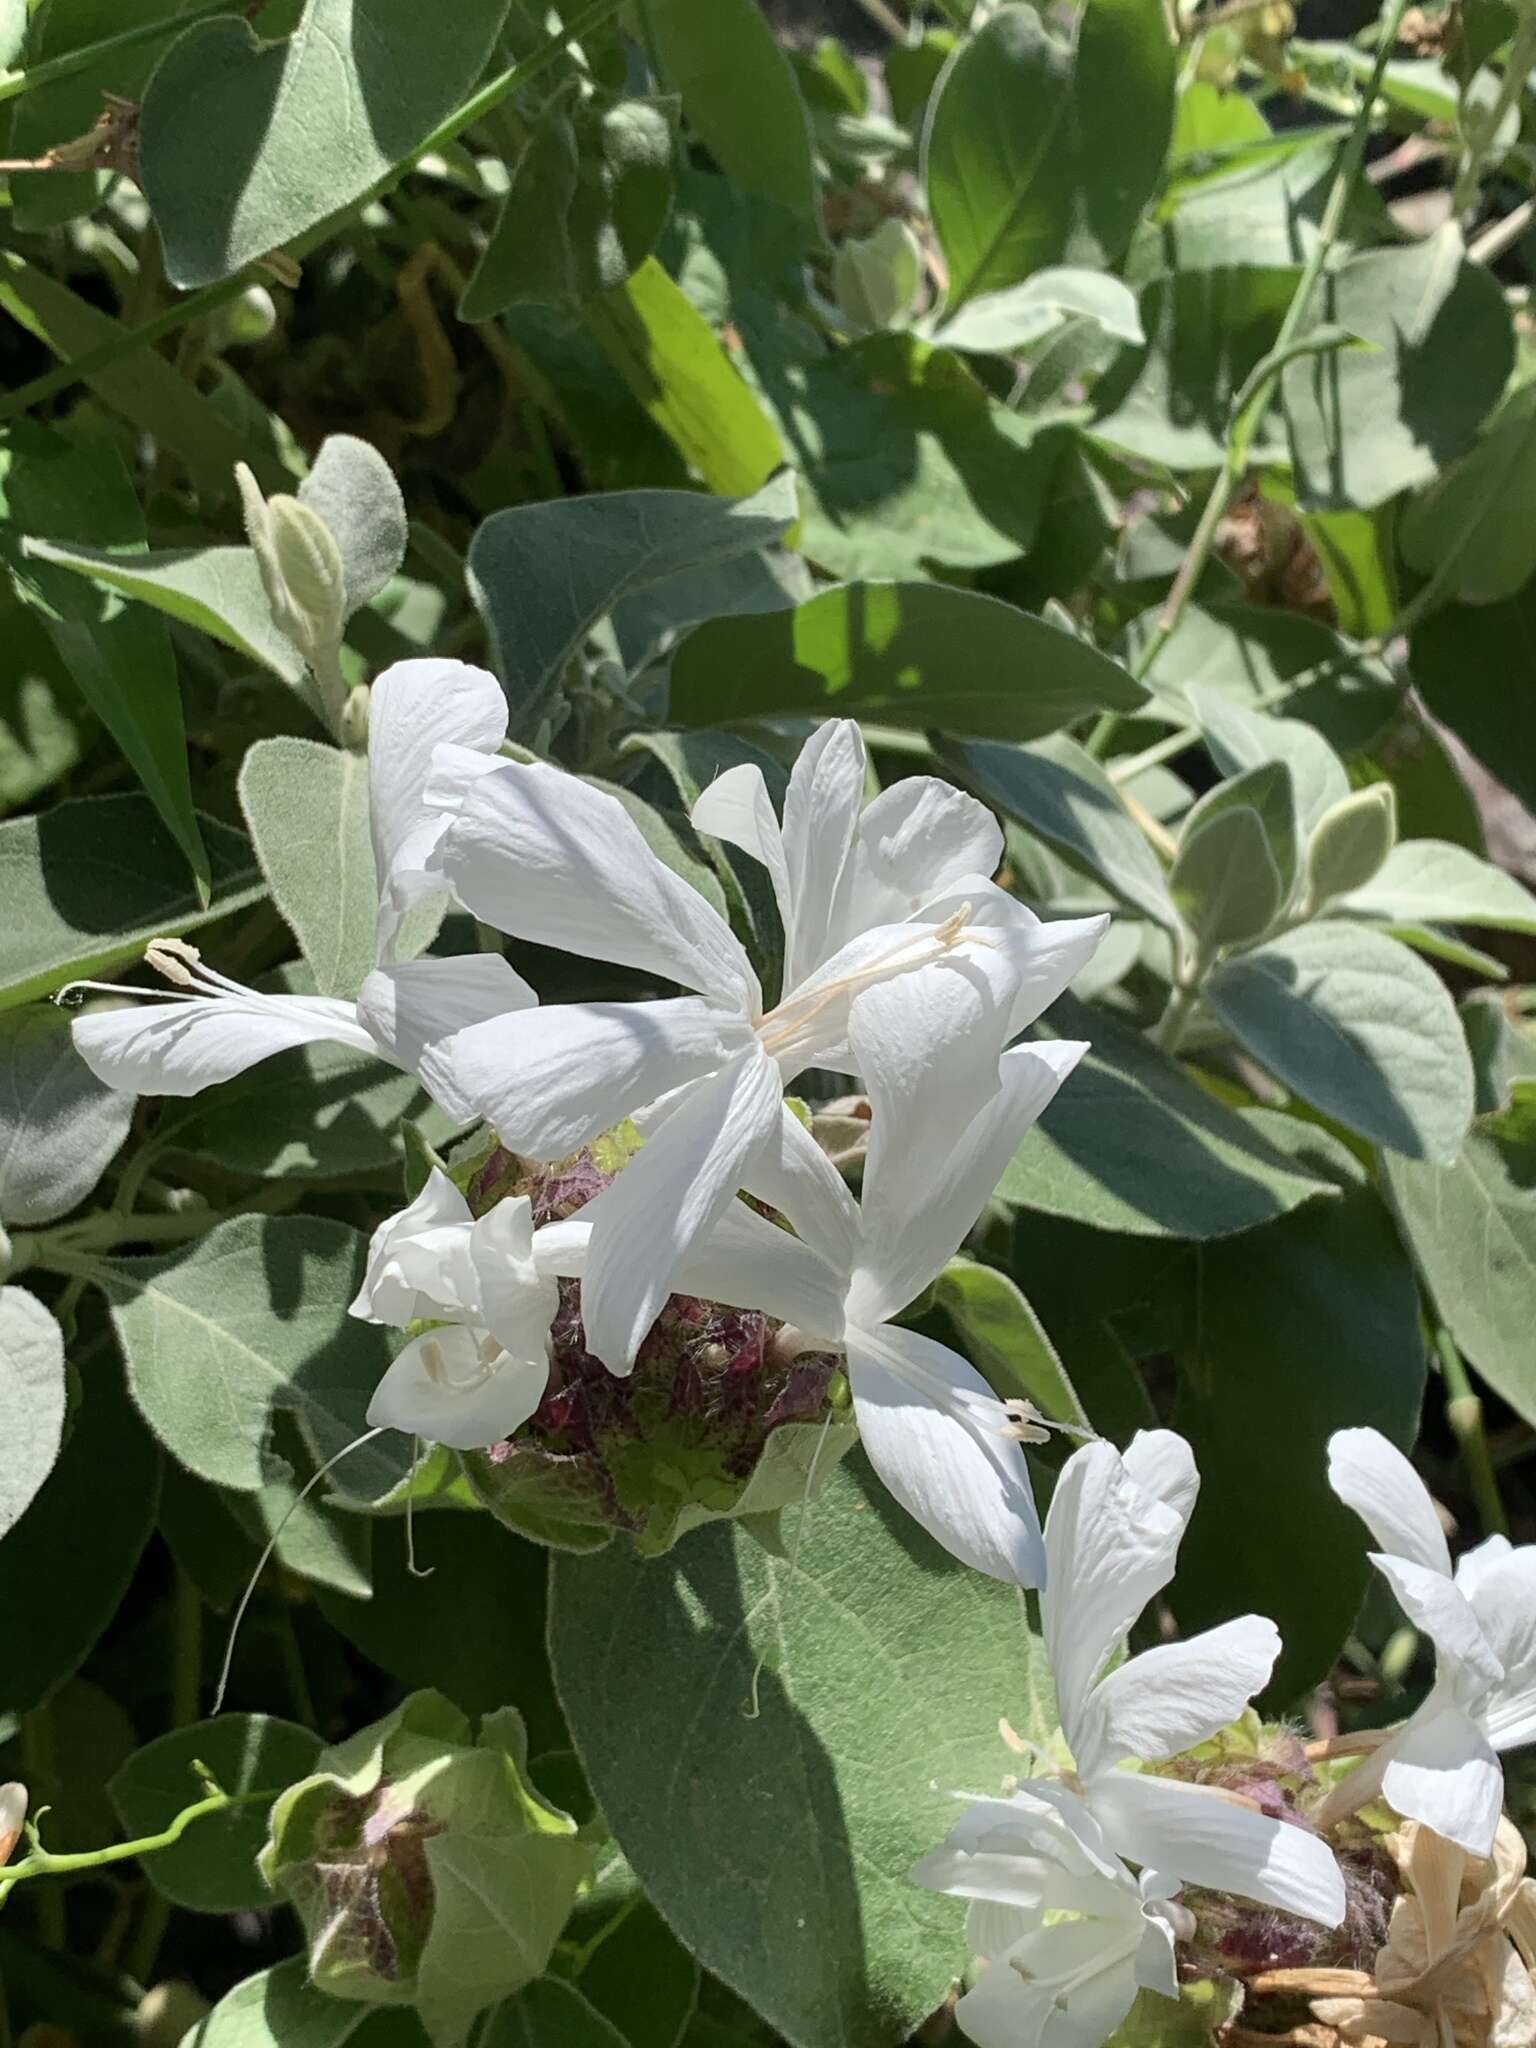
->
<box><xmin>1451</xmin><ymin>14</ymin><xmax>1536</xmax><ymax>217</ymax></box>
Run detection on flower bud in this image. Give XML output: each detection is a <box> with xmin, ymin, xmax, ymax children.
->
<box><xmin>235</xmin><ymin>462</ymin><xmax>348</xmax><ymax>731</ymax></box>
<box><xmin>259</xmin><ymin>1693</ymin><xmax>589</xmax><ymax>2032</ymax></box>
<box><xmin>0</xmin><ymin>1781</ymin><xmax>26</xmax><ymax>1867</ymax></box>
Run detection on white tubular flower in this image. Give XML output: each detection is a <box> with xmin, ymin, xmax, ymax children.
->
<box><xmin>1320</xmin><ymin>1427</ymin><xmax>1536</xmax><ymax>1855</ymax></box>
<box><xmin>1037</xmin><ymin>1434</ymin><xmax>1347</xmax><ymax>1925</ymax></box>
<box><xmin>424</xmin><ymin>720</ymin><xmax>1106</xmax><ymax>1371</ymax></box>
<box><xmin>70</xmin><ymin>660</ymin><xmax>532</xmax><ymax>1115</ymax></box>
<box><xmin>913</xmin><ymin>1785</ymin><xmax>1187</xmax><ymax>2048</ymax></box>
<box><xmin>351</xmin><ymin>1169</ymin><xmax>563</xmax><ymax>1450</ymax></box>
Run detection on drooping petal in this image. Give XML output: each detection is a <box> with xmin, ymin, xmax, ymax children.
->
<box><xmin>739</xmin><ymin>1101</ymin><xmax>860</xmax><ymax>1284</ymax></box>
<box><xmin>847</xmin><ymin>1023</ymin><xmax>1088</xmax><ymax>1326</ymax></box>
<box><xmin>1075</xmin><ymin>1616</ymin><xmax>1281</xmax><ymax>1779</ymax></box>
<box><xmin>1329</xmin><ymin>1428</ymin><xmax>1454</xmax><ymax>1578</ymax></box>
<box><xmin>1379</xmin><ymin>1702</ymin><xmax>1505</xmax><ymax>1857</ymax></box>
<box><xmin>579</xmin><ymin>1048</ymin><xmax>783</xmax><ymax>1371</ymax></box>
<box><xmin>1120</xmin><ymin>1430</ymin><xmax>1200</xmax><ymax>1530</ymax></box>
<box><xmin>1457</xmin><ymin>1544</ymin><xmax>1536</xmax><ymax>1751</ymax></box>
<box><xmin>470</xmin><ymin>1196</ymin><xmax>561</xmax><ymax>1363</ymax></box>
<box><xmin>367</xmin><ymin>659</ymin><xmax>508</xmax><ymax>959</ymax></box>
<box><xmin>350</xmin><ymin>1168</ymin><xmax>477</xmax><ymax>1325</ymax></box>
<box><xmin>71</xmin><ymin>990</ymin><xmax>373</xmax><ymax>1098</ymax></box>
<box><xmin>355</xmin><ymin>954</ymin><xmax>536</xmax><ymax>1114</ymax></box>
<box><xmin>1043</xmin><ymin>1440</ymin><xmax>1188</xmax><ymax>1758</ymax></box>
<box><xmin>916</xmin><ymin>882</ymin><xmax>1110</xmax><ymax>1038</ymax></box>
<box><xmin>529</xmin><ymin>1213</ymin><xmax>592</xmax><ymax>1281</ymax></box>
<box><xmin>844</xmin><ymin>1323</ymin><xmax>1046</xmax><ymax>1587</ymax></box>
<box><xmin>366</xmin><ymin>1324</ymin><xmax>549</xmax><ymax>1450</ymax></box>
<box><xmin>673</xmin><ymin>1198</ymin><xmax>848</xmax><ymax>1342</ymax></box>
<box><xmin>1368</xmin><ymin>1553</ymin><xmax>1503</xmax><ymax>1692</ymax></box>
<box><xmin>1091</xmin><ymin>1770</ymin><xmax>1346</xmax><ymax>1926</ymax></box>
<box><xmin>841</xmin><ymin>777</ymin><xmax>1004</xmax><ymax>936</ymax></box>
<box><xmin>1135</xmin><ymin>1895</ymin><xmax>1183</xmax><ymax>2002</ymax></box>
<box><xmin>690</xmin><ymin>763</ymin><xmax>792</xmax><ymax>937</ymax></box>
<box><xmin>779</xmin><ymin>719</ymin><xmax>866</xmax><ymax>989</ymax></box>
<box><xmin>419</xmin><ymin>997</ymin><xmax>749</xmax><ymax>1160</ymax></box>
<box><xmin>440</xmin><ymin>761</ymin><xmax>759</xmax><ymax>1006</ymax></box>
<box><xmin>956</xmin><ymin>1908</ymin><xmax>1143</xmax><ymax>2048</ymax></box>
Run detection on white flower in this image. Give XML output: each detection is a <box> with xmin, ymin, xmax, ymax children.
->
<box><xmin>913</xmin><ymin>1784</ymin><xmax>1188</xmax><ymax>2048</ymax></box>
<box><xmin>1319</xmin><ymin>1426</ymin><xmax>1536</xmax><ymax>1855</ymax></box>
<box><xmin>351</xmin><ymin>1168</ymin><xmax>563</xmax><ymax>1449</ymax></box>
<box><xmin>422</xmin><ymin>718</ymin><xmax>1106</xmax><ymax>1370</ymax></box>
<box><xmin>1034</xmin><ymin>1432</ymin><xmax>1346</xmax><ymax>1922</ymax></box>
<box><xmin>69</xmin><ymin>659</ymin><xmax>532</xmax><ymax>1115</ymax></box>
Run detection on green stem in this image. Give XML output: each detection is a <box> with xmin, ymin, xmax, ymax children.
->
<box><xmin>0</xmin><ymin>0</ymin><xmax>626</xmax><ymax>424</ymax></box>
<box><xmin>124</xmin><ymin>1570</ymin><xmax>204</xmax><ymax>1986</ymax></box>
<box><xmin>1436</xmin><ymin>1325</ymin><xmax>1508</xmax><ymax>1538</ymax></box>
<box><xmin>1153</xmin><ymin>976</ymin><xmax>1202</xmax><ymax>1055</ymax></box>
<box><xmin>0</xmin><ymin>0</ymin><xmax>230</xmax><ymax>108</ymax></box>
<box><xmin>1451</xmin><ymin>13</ymin><xmax>1536</xmax><ymax>217</ymax></box>
<box><xmin>2</xmin><ymin>1789</ymin><xmax>273</xmax><ymax>1888</ymax></box>
<box><xmin>17</xmin><ymin>1712</ymin><xmax>63</xmax><ymax>1949</ymax></box>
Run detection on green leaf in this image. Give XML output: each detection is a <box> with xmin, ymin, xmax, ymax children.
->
<box><xmin>550</xmin><ymin>1452</ymin><xmax>1054</xmax><ymax>2048</ymax></box>
<box><xmin>463</xmin><ymin>89</ymin><xmax>677</xmax><ymax>318</ymax></box>
<box><xmin>1305</xmin><ymin>785</ymin><xmax>1397</xmax><ymax>905</ymax></box>
<box><xmin>0</xmin><ymin>0</ymin><xmax>25</xmax><ymax>68</ymax></box>
<box><xmin>584</xmin><ymin>258</ymin><xmax>786</xmax><ymax>498</ymax></box>
<box><xmin>96</xmin><ymin>1214</ymin><xmax>407</xmax><ymax>1501</ymax></box>
<box><xmin>670</xmin><ymin>581</ymin><xmax>1148</xmax><ymax>740</ymax></box>
<box><xmin>645</xmin><ymin>0</ymin><xmax>818</xmax><ymax>230</ymax></box>
<box><xmin>296</xmin><ymin>435</ymin><xmax>408</xmax><ymax>618</ymax></box>
<box><xmin>1068</xmin><ymin>0</ymin><xmax>1175</xmax><ymax>267</ymax></box>
<box><xmin>0</xmin><ymin>1005</ymin><xmax>132</xmax><ymax>1225</ymax></box>
<box><xmin>1411</xmin><ymin>581</ymin><xmax>1536</xmax><ymax>813</ymax></box>
<box><xmin>0</xmin><ymin>795</ymin><xmax>264</xmax><ymax>1012</ymax></box>
<box><xmin>110</xmin><ymin>1715</ymin><xmax>324</xmax><ymax>1914</ymax></box>
<box><xmin>19</xmin><ymin>540</ymin><xmax>308</xmax><ymax>686</ymax></box>
<box><xmin>0</xmin><ymin>1337</ymin><xmax>159</xmax><ymax>1718</ymax></box>
<box><xmin>923</xmin><ymin>7</ymin><xmax>1075</xmax><ymax>310</ymax></box>
<box><xmin>238</xmin><ymin>737</ymin><xmax>376</xmax><ymax>998</ymax></box>
<box><xmin>0</xmin><ymin>1288</ymin><xmax>66</xmax><ymax>1541</ymax></box>
<box><xmin>564</xmin><ymin>1889</ymin><xmax>701</xmax><ymax>2048</ymax></box>
<box><xmin>935</xmin><ymin>267</ymin><xmax>1144</xmax><ymax>354</ymax></box>
<box><xmin>482</xmin><ymin>1981</ymin><xmax>632</xmax><ymax>2048</ymax></box>
<box><xmin>1294</xmin><ymin>500</ymin><xmax>1399</xmax><ymax>640</ymax></box>
<box><xmin>1463</xmin><ymin>992</ymin><xmax>1536</xmax><ymax>1115</ymax></box>
<box><xmin>1168</xmin><ymin>763</ymin><xmax>1293</xmax><ymax>950</ymax></box>
<box><xmin>952</xmin><ymin>734</ymin><xmax>1178</xmax><ymax>929</ymax></box>
<box><xmin>1283</xmin><ymin>225</ymin><xmax>1514</xmax><ymax>511</ymax></box>
<box><xmin>1172</xmin><ymin>1124</ymin><xmax>1425</xmax><ymax>1701</ymax></box>
<box><xmin>1206</xmin><ymin>921</ymin><xmax>1475</xmax><ymax>1163</ymax></box>
<box><xmin>0</xmin><ymin>602</ymin><xmax>91</xmax><ymax>815</ymax></box>
<box><xmin>139</xmin><ymin>0</ymin><xmax>513</xmax><ymax>287</ymax></box>
<box><xmin>189</xmin><ymin>1958</ymin><xmax>387</xmax><ymax>2048</ymax></box>
<box><xmin>1385</xmin><ymin>1087</ymin><xmax>1536</xmax><ymax>1427</ymax></box>
<box><xmin>1339</xmin><ymin>837</ymin><xmax>1536</xmax><ymax>937</ymax></box>
<box><xmin>1</xmin><ymin>423</ymin><xmax>208</xmax><ymax>896</ymax></box>
<box><xmin>1001</xmin><ymin>994</ymin><xmax>1337</xmax><ymax>1238</ymax></box>
<box><xmin>1188</xmin><ymin>686</ymin><xmax>1349</xmax><ymax>840</ymax></box>
<box><xmin>467</xmin><ymin>472</ymin><xmax>797</xmax><ymax>730</ymax></box>
<box><xmin>1127</xmin><ymin>601</ymin><xmax>1400</xmax><ymax>752</ymax></box>
<box><xmin>831</xmin><ymin>219</ymin><xmax>923</xmax><ymax>333</ymax></box>
<box><xmin>1399</xmin><ymin>382</ymin><xmax>1536</xmax><ymax>605</ymax></box>
<box><xmin>934</xmin><ymin>1258</ymin><xmax>1087</xmax><ymax>1426</ymax></box>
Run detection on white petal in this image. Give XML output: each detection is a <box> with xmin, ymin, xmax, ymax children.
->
<box><xmin>780</xmin><ymin>719</ymin><xmax>866</xmax><ymax>989</ymax></box>
<box><xmin>1076</xmin><ymin>1616</ymin><xmax>1281</xmax><ymax>1778</ymax></box>
<box><xmin>470</xmin><ymin>1196</ymin><xmax>560</xmax><ymax>1361</ymax></box>
<box><xmin>843</xmin><ymin>776</ymin><xmax>1003</xmax><ymax>935</ymax></box>
<box><xmin>355</xmin><ymin>954</ymin><xmax>536</xmax><ymax>1114</ymax></box>
<box><xmin>845</xmin><ymin>1323</ymin><xmax>1046</xmax><ymax>1587</ymax></box>
<box><xmin>1120</xmin><ymin>1431</ymin><xmax>1200</xmax><ymax>1530</ymax></box>
<box><xmin>917</xmin><ymin>882</ymin><xmax>1110</xmax><ymax>1038</ymax></box>
<box><xmin>1091</xmin><ymin>1770</ymin><xmax>1346</xmax><ymax>1926</ymax></box>
<box><xmin>530</xmin><ymin>1214</ymin><xmax>592</xmax><ymax>1281</ymax></box>
<box><xmin>1380</xmin><ymin>1703</ymin><xmax>1505</xmax><ymax>1857</ymax></box>
<box><xmin>691</xmin><ymin>764</ymin><xmax>792</xmax><ymax>936</ymax></box>
<box><xmin>71</xmin><ymin>991</ymin><xmax>372</xmax><ymax>1098</ymax></box>
<box><xmin>674</xmin><ymin>1198</ymin><xmax>848</xmax><ymax>1340</ymax></box>
<box><xmin>579</xmin><ymin>1049</ymin><xmax>783</xmax><ymax>1370</ymax></box>
<box><xmin>739</xmin><ymin>1101</ymin><xmax>860</xmax><ymax>1281</ymax></box>
<box><xmin>350</xmin><ymin>1168</ymin><xmax>475</xmax><ymax>1325</ymax></box>
<box><xmin>1368</xmin><ymin>1553</ymin><xmax>1503</xmax><ymax>1691</ymax></box>
<box><xmin>419</xmin><ymin>997</ymin><xmax>748</xmax><ymax>1160</ymax></box>
<box><xmin>367</xmin><ymin>659</ymin><xmax>507</xmax><ymax>958</ymax></box>
<box><xmin>1328</xmin><ymin>1428</ymin><xmax>1453</xmax><ymax>1577</ymax></box>
<box><xmin>1135</xmin><ymin>1904</ymin><xmax>1182</xmax><ymax>2002</ymax></box>
<box><xmin>440</xmin><ymin>761</ymin><xmax>758</xmax><ymax>1005</ymax></box>
<box><xmin>1457</xmin><ymin>1545</ymin><xmax>1536</xmax><ymax>1751</ymax></box>
<box><xmin>957</xmin><ymin>1912</ymin><xmax>1142</xmax><ymax>2048</ymax></box>
<box><xmin>366</xmin><ymin>1324</ymin><xmax>549</xmax><ymax>1449</ymax></box>
<box><xmin>1043</xmin><ymin>1441</ymin><xmax>1187</xmax><ymax>1755</ymax></box>
<box><xmin>848</xmin><ymin>1025</ymin><xmax>1088</xmax><ymax>1326</ymax></box>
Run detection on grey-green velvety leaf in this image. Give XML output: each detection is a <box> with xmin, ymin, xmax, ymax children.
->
<box><xmin>935</xmin><ymin>1258</ymin><xmax>1087</xmax><ymax>1426</ymax></box>
<box><xmin>188</xmin><ymin>1959</ymin><xmax>381</xmax><ymax>2048</ymax></box>
<box><xmin>1206</xmin><ymin>921</ymin><xmax>1474</xmax><ymax>1163</ymax></box>
<box><xmin>1188</xmin><ymin>686</ymin><xmax>1349</xmax><ymax>840</ymax></box>
<box><xmin>1385</xmin><ymin>1088</ymin><xmax>1536</xmax><ymax>1425</ymax></box>
<box><xmin>1399</xmin><ymin>382</ymin><xmax>1536</xmax><ymax>605</ymax></box>
<box><xmin>481</xmin><ymin>1980</ymin><xmax>632</xmax><ymax>2048</ymax></box>
<box><xmin>550</xmin><ymin>1452</ymin><xmax>1055</xmax><ymax>2048</ymax></box>
<box><xmin>1462</xmin><ymin>993</ymin><xmax>1536</xmax><ymax>1116</ymax></box>
<box><xmin>644</xmin><ymin>0</ymin><xmax>817</xmax><ymax>230</ymax></box>
<box><xmin>935</xmin><ymin>267</ymin><xmax>1143</xmax><ymax>354</ymax></box>
<box><xmin>110</xmin><ymin>1715</ymin><xmax>323</xmax><ymax>1914</ymax></box>
<box><xmin>238</xmin><ymin>738</ymin><xmax>376</xmax><ymax>999</ymax></box>
<box><xmin>297</xmin><ymin>435</ymin><xmax>408</xmax><ymax>617</ymax></box>
<box><xmin>19</xmin><ymin>540</ymin><xmax>308</xmax><ymax>686</ymax></box>
<box><xmin>96</xmin><ymin>1214</ymin><xmax>407</xmax><ymax>1501</ymax></box>
<box><xmin>1169</xmin><ymin>801</ymin><xmax>1284</xmax><ymax>953</ymax></box>
<box><xmin>0</xmin><ymin>1006</ymin><xmax>133</xmax><ymax>1224</ymax></box>
<box><xmin>468</xmin><ymin>473</ymin><xmax>798</xmax><ymax>730</ymax></box>
<box><xmin>0</xmin><ymin>0</ymin><xmax>25</xmax><ymax>68</ymax></box>
<box><xmin>1339</xmin><ymin>838</ymin><xmax>1536</xmax><ymax>937</ymax></box>
<box><xmin>0</xmin><ymin>795</ymin><xmax>264</xmax><ymax>1012</ymax></box>
<box><xmin>1306</xmin><ymin>787</ymin><xmax>1396</xmax><ymax>904</ymax></box>
<box><xmin>0</xmin><ymin>602</ymin><xmax>91</xmax><ymax>814</ymax></box>
<box><xmin>1067</xmin><ymin>0</ymin><xmax>1174</xmax><ymax>268</ymax></box>
<box><xmin>1002</xmin><ymin>994</ymin><xmax>1337</xmax><ymax>1238</ymax></box>
<box><xmin>952</xmin><ymin>734</ymin><xmax>1178</xmax><ymax>929</ymax></box>
<box><xmin>1411</xmin><ymin>585</ymin><xmax>1536</xmax><ymax>814</ymax></box>
<box><xmin>1283</xmin><ymin>226</ymin><xmax>1514</xmax><ymax>511</ymax></box>
<box><xmin>0</xmin><ymin>1288</ymin><xmax>66</xmax><ymax>1540</ymax></box>
<box><xmin>922</xmin><ymin>6</ymin><xmax>1075</xmax><ymax>310</ymax></box>
<box><xmin>139</xmin><ymin>0</ymin><xmax>513</xmax><ymax>287</ymax></box>
<box><xmin>670</xmin><ymin>582</ymin><xmax>1148</xmax><ymax>740</ymax></box>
